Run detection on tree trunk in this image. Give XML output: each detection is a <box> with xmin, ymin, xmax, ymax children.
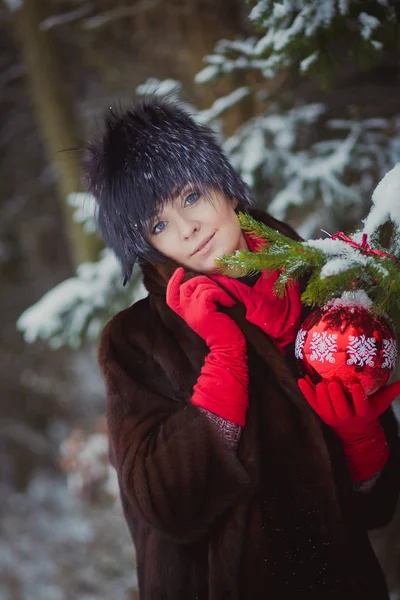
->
<box><xmin>11</xmin><ymin>0</ymin><xmax>101</xmax><ymax>267</ymax></box>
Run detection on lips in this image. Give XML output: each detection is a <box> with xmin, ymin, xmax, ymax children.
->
<box><xmin>191</xmin><ymin>233</ymin><xmax>215</xmax><ymax>256</ymax></box>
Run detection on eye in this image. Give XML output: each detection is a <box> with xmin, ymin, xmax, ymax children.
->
<box><xmin>184</xmin><ymin>191</ymin><xmax>199</xmax><ymax>206</ymax></box>
<box><xmin>152</xmin><ymin>221</ymin><xmax>167</xmax><ymax>235</ymax></box>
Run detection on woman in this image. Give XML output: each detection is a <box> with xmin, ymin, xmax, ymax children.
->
<box><xmin>84</xmin><ymin>98</ymin><xmax>400</xmax><ymax>599</ymax></box>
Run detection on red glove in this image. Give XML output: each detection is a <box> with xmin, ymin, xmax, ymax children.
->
<box><xmin>298</xmin><ymin>377</ymin><xmax>400</xmax><ymax>481</ymax></box>
<box><xmin>167</xmin><ymin>268</ymin><xmax>249</xmax><ymax>426</ymax></box>
<box><xmin>211</xmin><ymin>272</ymin><xmax>302</xmax><ymax>352</ymax></box>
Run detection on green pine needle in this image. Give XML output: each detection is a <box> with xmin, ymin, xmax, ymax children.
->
<box><xmin>217</xmin><ymin>212</ymin><xmax>400</xmax><ymax>334</ymax></box>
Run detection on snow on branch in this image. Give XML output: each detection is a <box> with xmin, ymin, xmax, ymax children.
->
<box><xmin>40</xmin><ymin>3</ymin><xmax>93</xmax><ymax>31</ymax></box>
<box><xmin>224</xmin><ymin>105</ymin><xmax>400</xmax><ymax>232</ymax></box>
<box><xmin>67</xmin><ymin>192</ymin><xmax>97</xmax><ymax>233</ymax></box>
<box><xmin>136</xmin><ymin>77</ymin><xmax>182</xmax><ymax>99</ymax></box>
<box><xmin>198</xmin><ymin>87</ymin><xmax>250</xmax><ymax>124</ymax></box>
<box><xmin>363</xmin><ymin>162</ymin><xmax>400</xmax><ymax>232</ymax></box>
<box><xmin>17</xmin><ymin>249</ymin><xmax>146</xmax><ymax>349</ymax></box>
<box><xmin>82</xmin><ymin>0</ymin><xmax>159</xmax><ymax>30</ymax></box>
<box><xmin>197</xmin><ymin>1</ymin><xmax>393</xmax><ymax>81</ymax></box>
<box><xmin>3</xmin><ymin>0</ymin><xmax>23</xmax><ymax>12</ymax></box>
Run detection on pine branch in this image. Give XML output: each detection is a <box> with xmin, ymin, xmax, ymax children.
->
<box><xmin>301</xmin><ymin>266</ymin><xmax>362</xmax><ymax>308</ymax></box>
<box><xmin>219</xmin><ymin>202</ymin><xmax>400</xmax><ymax>334</ymax></box>
<box><xmin>215</xmin><ymin>250</ymin><xmax>271</xmax><ymax>277</ymax></box>
<box><xmin>368</xmin><ymin>258</ymin><xmax>400</xmax><ymax>314</ymax></box>
<box><xmin>217</xmin><ymin>212</ymin><xmax>325</xmax><ymax>277</ymax></box>
<box><xmin>237</xmin><ymin>213</ymin><xmax>299</xmax><ymax>248</ymax></box>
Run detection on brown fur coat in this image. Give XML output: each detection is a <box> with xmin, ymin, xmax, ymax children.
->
<box><xmin>99</xmin><ymin>211</ymin><xmax>400</xmax><ymax>599</ymax></box>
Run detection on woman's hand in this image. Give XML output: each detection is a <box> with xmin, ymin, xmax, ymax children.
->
<box><xmin>167</xmin><ymin>267</ymin><xmax>245</xmax><ymax>350</ymax></box>
<box><xmin>298</xmin><ymin>377</ymin><xmax>400</xmax><ymax>480</ymax></box>
<box><xmin>210</xmin><ymin>272</ymin><xmax>302</xmax><ymax>352</ymax></box>
<box><xmin>167</xmin><ymin>268</ymin><xmax>249</xmax><ymax>427</ymax></box>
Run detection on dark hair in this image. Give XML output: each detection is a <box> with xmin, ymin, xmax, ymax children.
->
<box><xmin>83</xmin><ymin>97</ymin><xmax>252</xmax><ymax>283</ymax></box>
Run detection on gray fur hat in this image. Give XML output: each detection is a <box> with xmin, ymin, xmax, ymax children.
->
<box><xmin>83</xmin><ymin>98</ymin><xmax>252</xmax><ymax>283</ymax></box>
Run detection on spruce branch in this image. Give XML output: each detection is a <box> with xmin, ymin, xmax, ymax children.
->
<box><xmin>219</xmin><ymin>161</ymin><xmax>400</xmax><ymax>335</ymax></box>
<box><xmin>237</xmin><ymin>213</ymin><xmax>298</xmax><ymax>248</ymax></box>
<box><xmin>219</xmin><ymin>213</ymin><xmax>400</xmax><ymax>332</ymax></box>
<box><xmin>301</xmin><ymin>265</ymin><xmax>361</xmax><ymax>308</ymax></box>
<box><xmin>217</xmin><ymin>212</ymin><xmax>325</xmax><ymax>277</ymax></box>
<box><xmin>215</xmin><ymin>250</ymin><xmax>272</xmax><ymax>278</ymax></box>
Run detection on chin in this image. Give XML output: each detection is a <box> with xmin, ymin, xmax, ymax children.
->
<box><xmin>201</xmin><ymin>254</ymin><xmax>227</xmax><ymax>274</ymax></box>
<box><xmin>194</xmin><ymin>263</ymin><xmax>218</xmax><ymax>275</ymax></box>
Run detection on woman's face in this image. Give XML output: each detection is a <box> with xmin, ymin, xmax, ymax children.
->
<box><xmin>148</xmin><ymin>186</ymin><xmax>248</xmax><ymax>273</ymax></box>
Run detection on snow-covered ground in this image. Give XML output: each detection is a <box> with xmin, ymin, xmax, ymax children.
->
<box><xmin>0</xmin><ymin>472</ymin><xmax>137</xmax><ymax>600</ymax></box>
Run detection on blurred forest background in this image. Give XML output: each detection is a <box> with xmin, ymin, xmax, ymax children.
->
<box><xmin>1</xmin><ymin>0</ymin><xmax>400</xmax><ymax>598</ymax></box>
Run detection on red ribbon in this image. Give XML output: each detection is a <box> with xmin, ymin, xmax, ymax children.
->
<box><xmin>331</xmin><ymin>231</ymin><xmax>396</xmax><ymax>262</ymax></box>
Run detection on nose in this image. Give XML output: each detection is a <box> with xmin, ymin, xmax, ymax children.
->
<box><xmin>176</xmin><ymin>214</ymin><xmax>200</xmax><ymax>239</ymax></box>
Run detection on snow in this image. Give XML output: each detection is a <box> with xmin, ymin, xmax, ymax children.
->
<box><xmin>225</xmin><ymin>108</ymin><xmax>400</xmax><ymax>226</ymax></box>
<box><xmin>297</xmin><ymin>213</ymin><xmax>322</xmax><ymax>239</ymax></box>
<box><xmin>17</xmin><ymin>249</ymin><xmax>147</xmax><ymax>349</ymax></box>
<box><xmin>338</xmin><ymin>0</ymin><xmax>350</xmax><ymax>15</ymax></box>
<box><xmin>268</xmin><ymin>181</ymin><xmax>303</xmax><ymax>219</ymax></box>
<box><xmin>300</xmin><ymin>51</ymin><xmax>319</xmax><ymax>73</ymax></box>
<box><xmin>271</xmin><ymin>14</ymin><xmax>305</xmax><ymax>52</ymax></box>
<box><xmin>200</xmin><ymin>2</ymin><xmax>391</xmax><ymax>85</ymax></box>
<box><xmin>362</xmin><ymin>163</ymin><xmax>400</xmax><ymax>235</ymax></box>
<box><xmin>371</xmin><ymin>40</ymin><xmax>383</xmax><ymax>50</ymax></box>
<box><xmin>198</xmin><ymin>87</ymin><xmax>250</xmax><ymax>123</ymax></box>
<box><xmin>136</xmin><ymin>77</ymin><xmax>182</xmax><ymax>98</ymax></box>
<box><xmin>304</xmin><ymin>234</ymin><xmax>377</xmax><ymax>279</ymax></box>
<box><xmin>40</xmin><ymin>4</ymin><xmax>92</xmax><ymax>31</ymax></box>
<box><xmin>358</xmin><ymin>12</ymin><xmax>381</xmax><ymax>40</ymax></box>
<box><xmin>195</xmin><ymin>65</ymin><xmax>219</xmax><ymax>84</ymax></box>
<box><xmin>326</xmin><ymin>290</ymin><xmax>373</xmax><ymax>310</ymax></box>
<box><xmin>223</xmin><ymin>99</ymin><xmax>399</xmax><ymax>228</ymax></box>
<box><xmin>248</xmin><ymin>0</ymin><xmax>267</xmax><ymax>22</ymax></box>
<box><xmin>223</xmin><ymin>104</ymin><xmax>366</xmax><ymax>222</ymax></box>
<box><xmin>68</xmin><ymin>192</ymin><xmax>97</xmax><ymax>233</ymax></box>
<box><xmin>305</xmin><ymin>237</ymin><xmax>352</xmax><ymax>255</ymax></box>
<box><xmin>3</xmin><ymin>0</ymin><xmax>22</xmax><ymax>11</ymax></box>
<box><xmin>0</xmin><ymin>471</ymin><xmax>137</xmax><ymax>599</ymax></box>
<box><xmin>240</xmin><ymin>127</ymin><xmax>268</xmax><ymax>186</ymax></box>
<box><xmin>82</xmin><ymin>1</ymin><xmax>159</xmax><ymax>30</ymax></box>
<box><xmin>320</xmin><ymin>257</ymin><xmax>359</xmax><ymax>277</ymax></box>
<box><xmin>216</xmin><ymin>38</ymin><xmax>257</xmax><ymax>57</ymax></box>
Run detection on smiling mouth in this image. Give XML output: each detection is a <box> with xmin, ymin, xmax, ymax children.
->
<box><xmin>191</xmin><ymin>233</ymin><xmax>215</xmax><ymax>256</ymax></box>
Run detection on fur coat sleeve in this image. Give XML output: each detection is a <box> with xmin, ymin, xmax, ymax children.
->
<box><xmin>98</xmin><ymin>298</ymin><xmax>251</xmax><ymax>544</ymax></box>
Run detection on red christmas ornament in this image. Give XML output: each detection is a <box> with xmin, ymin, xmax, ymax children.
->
<box><xmin>295</xmin><ymin>295</ymin><xmax>398</xmax><ymax>396</ymax></box>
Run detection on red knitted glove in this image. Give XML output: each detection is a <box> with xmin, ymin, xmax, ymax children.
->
<box><xmin>167</xmin><ymin>268</ymin><xmax>249</xmax><ymax>426</ymax></box>
<box><xmin>211</xmin><ymin>272</ymin><xmax>302</xmax><ymax>352</ymax></box>
<box><xmin>298</xmin><ymin>377</ymin><xmax>400</xmax><ymax>481</ymax></box>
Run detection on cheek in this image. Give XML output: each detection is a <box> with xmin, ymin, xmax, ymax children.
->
<box><xmin>225</xmin><ymin>215</ymin><xmax>242</xmax><ymax>239</ymax></box>
<box><xmin>160</xmin><ymin>234</ymin><xmax>191</xmax><ymax>265</ymax></box>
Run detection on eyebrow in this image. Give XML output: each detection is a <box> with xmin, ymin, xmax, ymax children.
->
<box><xmin>150</xmin><ymin>184</ymin><xmax>195</xmax><ymax>227</ymax></box>
<box><xmin>172</xmin><ymin>184</ymin><xmax>194</xmax><ymax>201</ymax></box>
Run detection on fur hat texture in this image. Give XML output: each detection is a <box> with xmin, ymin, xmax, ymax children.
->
<box><xmin>83</xmin><ymin>97</ymin><xmax>252</xmax><ymax>283</ymax></box>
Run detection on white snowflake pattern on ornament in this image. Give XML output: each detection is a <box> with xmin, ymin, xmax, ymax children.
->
<box><xmin>346</xmin><ymin>335</ymin><xmax>377</xmax><ymax>367</ymax></box>
<box><xmin>382</xmin><ymin>339</ymin><xmax>398</xmax><ymax>369</ymax></box>
<box><xmin>295</xmin><ymin>329</ymin><xmax>307</xmax><ymax>359</ymax></box>
<box><xmin>309</xmin><ymin>332</ymin><xmax>338</xmax><ymax>363</ymax></box>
